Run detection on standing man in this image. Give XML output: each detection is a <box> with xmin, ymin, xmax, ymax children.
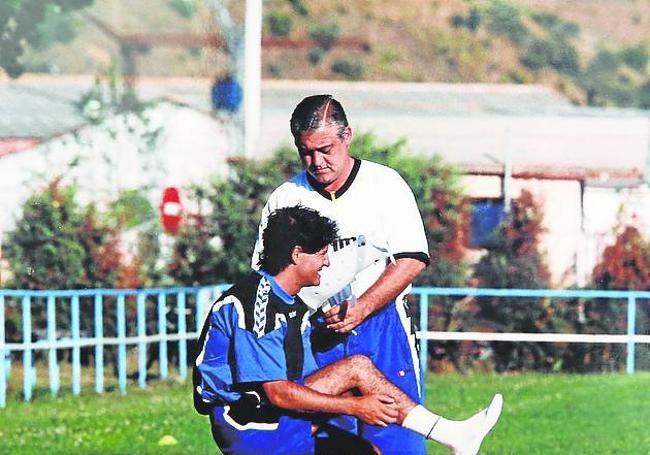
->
<box><xmin>252</xmin><ymin>95</ymin><xmax>431</xmax><ymax>454</ymax></box>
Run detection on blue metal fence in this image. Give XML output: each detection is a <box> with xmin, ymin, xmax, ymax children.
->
<box><xmin>415</xmin><ymin>287</ymin><xmax>650</xmax><ymax>385</ymax></box>
<box><xmin>1</xmin><ymin>285</ymin><xmax>649</xmax><ymax>408</ymax></box>
<box><xmin>0</xmin><ymin>285</ymin><xmax>229</xmax><ymax>408</ymax></box>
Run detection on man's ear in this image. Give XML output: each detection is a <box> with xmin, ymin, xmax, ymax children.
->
<box><xmin>291</xmin><ymin>246</ymin><xmax>303</xmax><ymax>264</ymax></box>
<box><xmin>342</xmin><ymin>126</ymin><xmax>353</xmax><ymax>147</ymax></box>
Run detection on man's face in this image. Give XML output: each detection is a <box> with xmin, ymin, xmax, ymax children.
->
<box><xmin>295</xmin><ymin>245</ymin><xmax>330</xmax><ymax>287</ymax></box>
<box><xmin>295</xmin><ymin>124</ymin><xmax>353</xmax><ymax>192</ymax></box>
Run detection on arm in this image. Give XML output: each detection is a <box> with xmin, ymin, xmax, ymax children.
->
<box><xmin>251</xmin><ymin>200</ymin><xmax>273</xmax><ymax>270</ymax></box>
<box><xmin>262</xmin><ymin>380</ymin><xmax>398</xmax><ymax>427</ymax></box>
<box><xmin>194</xmin><ymin>298</ymin><xmax>240</xmax><ymax>405</ymax></box>
<box><xmin>325</xmin><ymin>257</ymin><xmax>426</xmax><ymax>333</ymax></box>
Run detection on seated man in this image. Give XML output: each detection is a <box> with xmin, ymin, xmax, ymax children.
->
<box><xmin>193</xmin><ymin>206</ymin><xmax>503</xmax><ymax>455</ymax></box>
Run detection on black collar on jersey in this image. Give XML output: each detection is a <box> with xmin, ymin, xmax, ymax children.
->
<box><xmin>306</xmin><ymin>158</ymin><xmax>361</xmax><ymax>201</ymax></box>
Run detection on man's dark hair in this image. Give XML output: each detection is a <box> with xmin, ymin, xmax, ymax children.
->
<box><xmin>290</xmin><ymin>94</ymin><xmax>349</xmax><ymax>139</ymax></box>
<box><xmin>258</xmin><ymin>206</ymin><xmax>338</xmax><ymax>275</ymax></box>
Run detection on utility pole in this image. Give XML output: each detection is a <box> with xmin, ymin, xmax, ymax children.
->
<box><xmin>208</xmin><ymin>0</ymin><xmax>261</xmax><ymax>157</ymax></box>
<box><xmin>244</xmin><ymin>0</ymin><xmax>262</xmax><ymax>157</ymax></box>
<box><xmin>503</xmin><ymin>127</ymin><xmax>513</xmax><ymax>215</ymax></box>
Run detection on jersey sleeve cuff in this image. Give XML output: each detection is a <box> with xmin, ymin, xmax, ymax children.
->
<box><xmin>393</xmin><ymin>252</ymin><xmax>430</xmax><ymax>266</ymax></box>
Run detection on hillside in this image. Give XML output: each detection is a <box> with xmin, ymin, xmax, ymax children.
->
<box><xmin>14</xmin><ymin>0</ymin><xmax>650</xmax><ymax>108</ymax></box>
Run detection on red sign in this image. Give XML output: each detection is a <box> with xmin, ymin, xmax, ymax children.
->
<box><xmin>160</xmin><ymin>187</ymin><xmax>183</xmax><ymax>234</ymax></box>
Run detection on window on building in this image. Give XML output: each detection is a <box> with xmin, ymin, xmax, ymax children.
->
<box><xmin>470</xmin><ymin>198</ymin><xmax>505</xmax><ymax>248</ymax></box>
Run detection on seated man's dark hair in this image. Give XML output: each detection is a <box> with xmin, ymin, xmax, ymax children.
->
<box><xmin>290</xmin><ymin>94</ymin><xmax>349</xmax><ymax>140</ymax></box>
<box><xmin>258</xmin><ymin>205</ymin><xmax>338</xmax><ymax>275</ymax></box>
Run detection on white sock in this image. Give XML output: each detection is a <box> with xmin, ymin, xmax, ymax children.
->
<box><xmin>426</xmin><ymin>394</ymin><xmax>504</xmax><ymax>455</ymax></box>
<box><xmin>402</xmin><ymin>405</ymin><xmax>441</xmax><ymax>437</ymax></box>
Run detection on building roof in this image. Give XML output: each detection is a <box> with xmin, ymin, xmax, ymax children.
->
<box><xmin>0</xmin><ymin>77</ymin><xmax>86</xmax><ymax>139</ymax></box>
<box><xmin>1</xmin><ymin>76</ymin><xmax>648</xmax><ymax>182</ymax></box>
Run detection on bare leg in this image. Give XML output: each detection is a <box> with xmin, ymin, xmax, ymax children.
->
<box><xmin>304</xmin><ymin>355</ymin><xmax>503</xmax><ymax>455</ymax></box>
<box><xmin>305</xmin><ymin>354</ymin><xmax>416</xmax><ymax>422</ymax></box>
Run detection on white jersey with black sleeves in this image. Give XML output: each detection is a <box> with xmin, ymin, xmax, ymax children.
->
<box><xmin>252</xmin><ymin>159</ymin><xmax>429</xmax><ymax>309</ymax></box>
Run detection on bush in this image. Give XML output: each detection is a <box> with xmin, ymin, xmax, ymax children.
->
<box><xmin>486</xmin><ymin>0</ymin><xmax>528</xmax><ymax>44</ymax></box>
<box><xmin>520</xmin><ymin>38</ymin><xmax>554</xmax><ymax>71</ymax></box>
<box><xmin>4</xmin><ymin>181</ymin><xmax>86</xmax><ymax>289</ymax></box>
<box><xmin>582</xmin><ymin>47</ymin><xmax>636</xmax><ymax>107</ymax></box>
<box><xmin>308</xmin><ymin>47</ymin><xmax>327</xmax><ymax>65</ymax></box>
<box><xmin>3</xmin><ymin>180</ymin><xmax>145</xmax><ymax>290</ymax></box>
<box><xmin>530</xmin><ymin>11</ymin><xmax>580</xmax><ymax>40</ymax></box>
<box><xmin>450</xmin><ymin>14</ymin><xmax>466</xmax><ymax>29</ymax></box>
<box><xmin>640</xmin><ymin>79</ymin><xmax>650</xmax><ymax>109</ymax></box>
<box><xmin>331</xmin><ymin>58</ymin><xmax>364</xmax><ymax>80</ymax></box>
<box><xmin>593</xmin><ymin>226</ymin><xmax>650</xmax><ymax>290</ymax></box>
<box><xmin>561</xmin><ymin>225</ymin><xmax>650</xmax><ymax>372</ymax></box>
<box><xmin>472</xmin><ymin>190</ymin><xmax>554</xmax><ymax>372</ymax></box>
<box><xmin>620</xmin><ymin>43</ymin><xmax>649</xmax><ymax>72</ymax></box>
<box><xmin>287</xmin><ymin>0</ymin><xmax>309</xmax><ymax>16</ymax></box>
<box><xmin>521</xmin><ymin>37</ymin><xmax>579</xmax><ymax>75</ymax></box>
<box><xmin>449</xmin><ymin>6</ymin><xmax>481</xmax><ymax>31</ymax></box>
<box><xmin>309</xmin><ymin>23</ymin><xmax>340</xmax><ymax>50</ymax></box>
<box><xmin>520</xmin><ymin>11</ymin><xmax>581</xmax><ymax>76</ymax></box>
<box><xmin>167</xmin><ymin>0</ymin><xmax>197</xmax><ymax>18</ymax></box>
<box><xmin>266</xmin><ymin>11</ymin><xmax>293</xmax><ymax>37</ymax></box>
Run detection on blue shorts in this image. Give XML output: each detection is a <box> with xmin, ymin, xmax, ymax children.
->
<box><xmin>314</xmin><ymin>299</ymin><xmax>426</xmax><ymax>455</ymax></box>
<box><xmin>210</xmin><ymin>405</ymin><xmax>315</xmax><ymax>455</ymax></box>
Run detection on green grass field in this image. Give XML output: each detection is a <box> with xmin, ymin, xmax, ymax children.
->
<box><xmin>1</xmin><ymin>372</ymin><xmax>648</xmax><ymax>454</ymax></box>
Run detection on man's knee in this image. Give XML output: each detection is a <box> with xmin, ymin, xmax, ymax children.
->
<box><xmin>345</xmin><ymin>354</ymin><xmax>374</xmax><ymax>374</ymax></box>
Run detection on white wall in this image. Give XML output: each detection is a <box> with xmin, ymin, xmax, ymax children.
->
<box><xmin>510</xmin><ymin>179</ymin><xmax>583</xmax><ymax>287</ymax></box>
<box><xmin>462</xmin><ymin>175</ymin><xmax>650</xmax><ymax>287</ymax></box>
<box><xmin>462</xmin><ymin>175</ymin><xmax>585</xmax><ymax>287</ymax></box>
<box><xmin>0</xmin><ymin>102</ymin><xmax>229</xmax><ymax>234</ymax></box>
<box><xmin>582</xmin><ymin>185</ymin><xmax>650</xmax><ymax>282</ymax></box>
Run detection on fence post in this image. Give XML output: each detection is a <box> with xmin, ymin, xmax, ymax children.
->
<box><xmin>177</xmin><ymin>292</ymin><xmax>187</xmax><ymax>379</ymax></box>
<box><xmin>137</xmin><ymin>293</ymin><xmax>147</xmax><ymax>389</ymax></box>
<box><xmin>22</xmin><ymin>295</ymin><xmax>32</xmax><ymax>402</ymax></box>
<box><xmin>196</xmin><ymin>288</ymin><xmax>210</xmax><ymax>332</ymax></box>
<box><xmin>71</xmin><ymin>294</ymin><xmax>81</xmax><ymax>395</ymax></box>
<box><xmin>94</xmin><ymin>294</ymin><xmax>104</xmax><ymax>394</ymax></box>
<box><xmin>419</xmin><ymin>292</ymin><xmax>428</xmax><ymax>398</ymax></box>
<box><xmin>0</xmin><ymin>295</ymin><xmax>6</xmax><ymax>408</ymax></box>
<box><xmin>117</xmin><ymin>295</ymin><xmax>127</xmax><ymax>394</ymax></box>
<box><xmin>47</xmin><ymin>294</ymin><xmax>59</xmax><ymax>396</ymax></box>
<box><xmin>158</xmin><ymin>293</ymin><xmax>168</xmax><ymax>380</ymax></box>
<box><xmin>626</xmin><ymin>294</ymin><xmax>637</xmax><ymax>374</ymax></box>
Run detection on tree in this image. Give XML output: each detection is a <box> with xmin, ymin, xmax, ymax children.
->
<box><xmin>472</xmin><ymin>190</ymin><xmax>554</xmax><ymax>372</ymax></box>
<box><xmin>565</xmin><ymin>225</ymin><xmax>650</xmax><ymax>372</ymax></box>
<box><xmin>485</xmin><ymin>0</ymin><xmax>528</xmax><ymax>45</ymax></box>
<box><xmin>593</xmin><ymin>226</ymin><xmax>650</xmax><ymax>291</ymax></box>
<box><xmin>3</xmin><ymin>179</ymin><xmax>138</xmax><ymax>290</ymax></box>
<box><xmin>4</xmin><ymin>179</ymin><xmax>86</xmax><ymax>289</ymax></box>
<box><xmin>0</xmin><ymin>0</ymin><xmax>93</xmax><ymax>78</ymax></box>
<box><xmin>582</xmin><ymin>45</ymin><xmax>649</xmax><ymax>108</ymax></box>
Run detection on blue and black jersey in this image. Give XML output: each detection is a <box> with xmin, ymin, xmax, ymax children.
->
<box><xmin>193</xmin><ymin>270</ymin><xmax>318</xmax><ymax>420</ymax></box>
